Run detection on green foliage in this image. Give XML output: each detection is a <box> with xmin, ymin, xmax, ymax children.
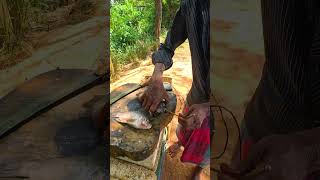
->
<box><xmin>0</xmin><ymin>0</ymin><xmax>61</xmax><ymax>52</ymax></box>
<box><xmin>0</xmin><ymin>0</ymin><xmax>30</xmax><ymax>51</ymax></box>
<box><xmin>162</xmin><ymin>0</ymin><xmax>180</xmax><ymax>29</ymax></box>
<box><xmin>110</xmin><ymin>0</ymin><xmax>156</xmax><ymax>68</ymax></box>
<box><xmin>0</xmin><ymin>0</ymin><xmax>81</xmax><ymax>53</ymax></box>
<box><xmin>29</xmin><ymin>0</ymin><xmax>50</xmax><ymax>11</ymax></box>
<box><xmin>110</xmin><ymin>0</ymin><xmax>180</xmax><ymax>79</ymax></box>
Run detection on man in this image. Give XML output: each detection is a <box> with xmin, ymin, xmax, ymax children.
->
<box><xmin>219</xmin><ymin>1</ymin><xmax>320</xmax><ymax>180</ymax></box>
<box><xmin>140</xmin><ymin>0</ymin><xmax>211</xmax><ymax>179</ymax></box>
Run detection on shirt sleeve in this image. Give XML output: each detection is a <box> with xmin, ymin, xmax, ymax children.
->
<box><xmin>152</xmin><ymin>7</ymin><xmax>187</xmax><ymax>70</ymax></box>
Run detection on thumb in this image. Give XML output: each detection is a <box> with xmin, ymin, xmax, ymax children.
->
<box><xmin>188</xmin><ymin>104</ymin><xmax>195</xmax><ymax>112</ymax></box>
<box><xmin>184</xmin><ymin>105</ymin><xmax>195</xmax><ymax>117</ymax></box>
<box><xmin>140</xmin><ymin>77</ymin><xmax>151</xmax><ymax>87</ymax></box>
<box><xmin>139</xmin><ymin>92</ymin><xmax>146</xmax><ymax>102</ymax></box>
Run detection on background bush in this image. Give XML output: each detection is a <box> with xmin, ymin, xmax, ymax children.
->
<box><xmin>110</xmin><ymin>0</ymin><xmax>180</xmax><ymax>76</ymax></box>
<box><xmin>0</xmin><ymin>0</ymin><xmax>85</xmax><ymax>54</ymax></box>
<box><xmin>161</xmin><ymin>0</ymin><xmax>179</xmax><ymax>30</ymax></box>
<box><xmin>110</xmin><ymin>0</ymin><xmax>156</xmax><ymax>68</ymax></box>
<box><xmin>0</xmin><ymin>0</ymin><xmax>30</xmax><ymax>51</ymax></box>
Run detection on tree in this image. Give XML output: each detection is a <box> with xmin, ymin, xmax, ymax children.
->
<box><xmin>154</xmin><ymin>0</ymin><xmax>162</xmax><ymax>45</ymax></box>
<box><xmin>0</xmin><ymin>0</ymin><xmax>14</xmax><ymax>50</ymax></box>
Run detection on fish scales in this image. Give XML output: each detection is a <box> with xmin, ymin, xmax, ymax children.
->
<box><xmin>111</xmin><ymin>111</ymin><xmax>152</xmax><ymax>129</ymax></box>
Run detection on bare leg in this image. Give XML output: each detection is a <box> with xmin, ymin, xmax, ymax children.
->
<box><xmin>168</xmin><ymin>141</ymin><xmax>182</xmax><ymax>158</ymax></box>
<box><xmin>192</xmin><ymin>166</ymin><xmax>203</xmax><ymax>180</ymax></box>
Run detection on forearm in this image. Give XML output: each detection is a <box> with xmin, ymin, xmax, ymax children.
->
<box><xmin>151</xmin><ymin>63</ymin><xmax>165</xmax><ymax>82</ymax></box>
<box><xmin>152</xmin><ymin>7</ymin><xmax>187</xmax><ymax>70</ymax></box>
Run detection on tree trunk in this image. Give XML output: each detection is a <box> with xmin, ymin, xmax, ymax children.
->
<box><xmin>155</xmin><ymin>0</ymin><xmax>162</xmax><ymax>46</ymax></box>
<box><xmin>0</xmin><ymin>0</ymin><xmax>15</xmax><ymax>49</ymax></box>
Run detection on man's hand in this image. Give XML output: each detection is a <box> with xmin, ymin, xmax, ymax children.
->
<box><xmin>178</xmin><ymin>103</ymin><xmax>209</xmax><ymax>130</ymax></box>
<box><xmin>218</xmin><ymin>132</ymin><xmax>320</xmax><ymax>180</ymax></box>
<box><xmin>140</xmin><ymin>63</ymin><xmax>169</xmax><ymax>113</ymax></box>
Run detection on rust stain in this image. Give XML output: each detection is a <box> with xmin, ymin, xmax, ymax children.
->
<box><xmin>213</xmin><ymin>41</ymin><xmax>264</xmax><ymax>79</ymax></box>
<box><xmin>212</xmin><ymin>19</ymin><xmax>237</xmax><ymax>32</ymax></box>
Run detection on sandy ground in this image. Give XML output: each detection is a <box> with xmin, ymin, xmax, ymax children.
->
<box><xmin>111</xmin><ymin>41</ymin><xmax>210</xmax><ymax>179</ymax></box>
<box><xmin>0</xmin><ymin>1</ymin><xmax>108</xmax><ymax>179</ymax></box>
<box><xmin>211</xmin><ymin>0</ymin><xmax>265</xmax><ymax>178</ymax></box>
<box><xmin>0</xmin><ymin>0</ymin><xmax>107</xmax><ymax>98</ymax></box>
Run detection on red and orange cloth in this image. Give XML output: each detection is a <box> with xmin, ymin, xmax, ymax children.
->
<box><xmin>176</xmin><ymin>105</ymin><xmax>211</xmax><ymax>166</ymax></box>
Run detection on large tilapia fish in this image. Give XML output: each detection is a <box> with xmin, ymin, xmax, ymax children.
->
<box><xmin>111</xmin><ymin>111</ymin><xmax>152</xmax><ymax>129</ymax></box>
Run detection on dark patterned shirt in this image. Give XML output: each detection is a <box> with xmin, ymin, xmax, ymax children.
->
<box><xmin>152</xmin><ymin>0</ymin><xmax>210</xmax><ymax>105</ymax></box>
<box><xmin>244</xmin><ymin>0</ymin><xmax>320</xmax><ymax>141</ymax></box>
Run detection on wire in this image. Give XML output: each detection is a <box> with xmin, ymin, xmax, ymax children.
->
<box><xmin>167</xmin><ymin>87</ymin><xmax>241</xmax><ymax>161</ymax></box>
<box><xmin>210</xmin><ymin>104</ymin><xmax>242</xmax><ymax>162</ymax></box>
<box><xmin>170</xmin><ymin>87</ymin><xmax>241</xmax><ymax>161</ymax></box>
<box><xmin>211</xmin><ymin>167</ymin><xmax>223</xmax><ymax>174</ymax></box>
<box><xmin>165</xmin><ymin>108</ymin><xmax>179</xmax><ymax>116</ymax></box>
<box><xmin>212</xmin><ymin>104</ymin><xmax>229</xmax><ymax>159</ymax></box>
<box><xmin>0</xmin><ymin>176</ymin><xmax>29</xmax><ymax>179</ymax></box>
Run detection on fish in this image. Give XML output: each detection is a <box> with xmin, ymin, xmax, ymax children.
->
<box><xmin>136</xmin><ymin>92</ymin><xmax>168</xmax><ymax>115</ymax></box>
<box><xmin>111</xmin><ymin>111</ymin><xmax>152</xmax><ymax>129</ymax></box>
<box><xmin>155</xmin><ymin>101</ymin><xmax>167</xmax><ymax>114</ymax></box>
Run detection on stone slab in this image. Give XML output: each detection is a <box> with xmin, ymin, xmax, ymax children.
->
<box><xmin>110</xmin><ymin>83</ymin><xmax>176</xmax><ymax>161</ymax></box>
<box><xmin>117</xmin><ymin>129</ymin><xmax>164</xmax><ymax>171</ymax></box>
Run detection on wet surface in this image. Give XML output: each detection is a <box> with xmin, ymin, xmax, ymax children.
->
<box><xmin>55</xmin><ymin>116</ymin><xmax>100</xmax><ymax>156</ymax></box>
<box><xmin>0</xmin><ymin>69</ymin><xmax>104</xmax><ymax>137</ymax></box>
<box><xmin>0</xmin><ymin>84</ymin><xmax>107</xmax><ymax>180</ymax></box>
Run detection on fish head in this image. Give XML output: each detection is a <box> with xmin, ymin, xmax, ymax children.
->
<box><xmin>139</xmin><ymin>119</ymin><xmax>152</xmax><ymax>129</ymax></box>
<box><xmin>155</xmin><ymin>101</ymin><xmax>167</xmax><ymax>114</ymax></box>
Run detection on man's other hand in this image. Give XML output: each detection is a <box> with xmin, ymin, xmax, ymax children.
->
<box><xmin>178</xmin><ymin>103</ymin><xmax>209</xmax><ymax>130</ymax></box>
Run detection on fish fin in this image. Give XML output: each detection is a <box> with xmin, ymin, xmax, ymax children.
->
<box><xmin>112</xmin><ymin>115</ymin><xmax>134</xmax><ymax>124</ymax></box>
<box><xmin>112</xmin><ymin>116</ymin><xmax>126</xmax><ymax>123</ymax></box>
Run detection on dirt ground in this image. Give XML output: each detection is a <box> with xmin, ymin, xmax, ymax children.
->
<box><xmin>0</xmin><ymin>0</ymin><xmax>107</xmax><ymax>98</ymax></box>
<box><xmin>0</xmin><ymin>84</ymin><xmax>106</xmax><ymax>180</ymax></box>
<box><xmin>211</xmin><ymin>0</ymin><xmax>265</xmax><ymax>178</ymax></box>
<box><xmin>0</xmin><ymin>0</ymin><xmax>106</xmax><ymax>70</ymax></box>
<box><xmin>111</xmin><ymin>41</ymin><xmax>210</xmax><ymax>179</ymax></box>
